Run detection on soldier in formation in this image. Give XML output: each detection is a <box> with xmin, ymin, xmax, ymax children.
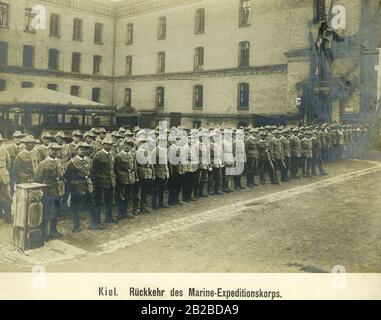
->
<box><xmin>1</xmin><ymin>122</ymin><xmax>373</xmax><ymax>236</ymax></box>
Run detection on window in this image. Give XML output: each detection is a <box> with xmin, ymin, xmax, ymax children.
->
<box><xmin>193</xmin><ymin>85</ymin><xmax>203</xmax><ymax>109</ymax></box>
<box><xmin>73</xmin><ymin>18</ymin><xmax>83</xmax><ymax>41</ymax></box>
<box><xmin>314</xmin><ymin>0</ymin><xmax>326</xmax><ymax>22</ymax></box>
<box><xmin>126</xmin><ymin>56</ymin><xmax>132</xmax><ymax>75</ymax></box>
<box><xmin>23</xmin><ymin>45</ymin><xmax>35</xmax><ymax>68</ymax></box>
<box><xmin>239</xmin><ymin>0</ymin><xmax>251</xmax><ymax>27</ymax></box>
<box><xmin>94</xmin><ymin>23</ymin><xmax>103</xmax><ymax>44</ymax></box>
<box><xmin>195</xmin><ymin>8</ymin><xmax>205</xmax><ymax>34</ymax></box>
<box><xmin>0</xmin><ymin>79</ymin><xmax>6</xmax><ymax>92</ymax></box>
<box><xmin>0</xmin><ymin>2</ymin><xmax>9</xmax><ymax>28</ymax></box>
<box><xmin>156</xmin><ymin>87</ymin><xmax>165</xmax><ymax>109</ymax></box>
<box><xmin>93</xmin><ymin>55</ymin><xmax>102</xmax><ymax>74</ymax></box>
<box><xmin>239</xmin><ymin>41</ymin><xmax>250</xmax><ymax>67</ymax></box>
<box><xmin>48</xmin><ymin>49</ymin><xmax>59</xmax><ymax>70</ymax></box>
<box><xmin>125</xmin><ymin>88</ymin><xmax>132</xmax><ymax>108</ymax></box>
<box><xmin>50</xmin><ymin>14</ymin><xmax>60</xmax><ymax>37</ymax></box>
<box><xmin>92</xmin><ymin>87</ymin><xmax>101</xmax><ymax>103</ymax></box>
<box><xmin>71</xmin><ymin>85</ymin><xmax>81</xmax><ymax>97</ymax></box>
<box><xmin>194</xmin><ymin>47</ymin><xmax>204</xmax><ymax>70</ymax></box>
<box><xmin>158</xmin><ymin>17</ymin><xmax>166</xmax><ymax>40</ymax></box>
<box><xmin>0</xmin><ymin>41</ymin><xmax>8</xmax><ymax>65</ymax></box>
<box><xmin>72</xmin><ymin>52</ymin><xmax>81</xmax><ymax>73</ymax></box>
<box><xmin>21</xmin><ymin>81</ymin><xmax>34</xmax><ymax>88</ymax></box>
<box><xmin>126</xmin><ymin>23</ymin><xmax>133</xmax><ymax>45</ymax></box>
<box><xmin>157</xmin><ymin>52</ymin><xmax>165</xmax><ymax>73</ymax></box>
<box><xmin>238</xmin><ymin>83</ymin><xmax>249</xmax><ymax>109</ymax></box>
<box><xmin>25</xmin><ymin>8</ymin><xmax>36</xmax><ymax>33</ymax></box>
<box><xmin>47</xmin><ymin>83</ymin><xmax>58</xmax><ymax>91</ymax></box>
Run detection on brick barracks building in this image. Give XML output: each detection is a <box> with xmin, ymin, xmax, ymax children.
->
<box><xmin>0</xmin><ymin>0</ymin><xmax>380</xmax><ymax>132</ymax></box>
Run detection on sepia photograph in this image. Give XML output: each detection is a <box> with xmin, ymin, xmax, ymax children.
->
<box><xmin>0</xmin><ymin>0</ymin><xmax>380</xmax><ymax>301</ymax></box>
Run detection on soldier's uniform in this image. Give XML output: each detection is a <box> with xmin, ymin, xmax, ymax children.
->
<box><xmin>289</xmin><ymin>129</ymin><xmax>301</xmax><ymax>179</ymax></box>
<box><xmin>84</xmin><ymin>132</ymin><xmax>97</xmax><ymax>159</ymax></box>
<box><xmin>300</xmin><ymin>133</ymin><xmax>313</xmax><ymax>177</ymax></box>
<box><xmin>14</xmin><ymin>136</ymin><xmax>39</xmax><ymax>184</ymax></box>
<box><xmin>34</xmin><ymin>143</ymin><xmax>65</xmax><ymax>239</ymax></box>
<box><xmin>66</xmin><ymin>130</ymin><xmax>83</xmax><ymax>160</ymax></box>
<box><xmin>92</xmin><ymin>139</ymin><xmax>116</xmax><ymax>224</ymax></box>
<box><xmin>136</xmin><ymin>139</ymin><xmax>155</xmax><ymax>213</ymax></box>
<box><xmin>36</xmin><ymin>132</ymin><xmax>53</xmax><ymax>162</ymax></box>
<box><xmin>245</xmin><ymin>132</ymin><xmax>259</xmax><ymax>187</ymax></box>
<box><xmin>257</xmin><ymin>133</ymin><xmax>278</xmax><ymax>185</ymax></box>
<box><xmin>233</xmin><ymin>131</ymin><xmax>246</xmax><ymax>190</ymax></box>
<box><xmin>210</xmin><ymin>133</ymin><xmax>224</xmax><ymax>195</ymax></box>
<box><xmin>64</xmin><ymin>142</ymin><xmax>100</xmax><ymax>232</ymax></box>
<box><xmin>152</xmin><ymin>139</ymin><xmax>170</xmax><ymax>209</ymax></box>
<box><xmin>168</xmin><ymin>139</ymin><xmax>186</xmax><ymax>205</ymax></box>
<box><xmin>270</xmin><ymin>131</ymin><xmax>287</xmax><ymax>182</ymax></box>
<box><xmin>114</xmin><ymin>140</ymin><xmax>138</xmax><ymax>218</ymax></box>
<box><xmin>195</xmin><ymin>134</ymin><xmax>210</xmax><ymax>197</ymax></box>
<box><xmin>311</xmin><ymin>131</ymin><xmax>328</xmax><ymax>176</ymax></box>
<box><xmin>280</xmin><ymin>130</ymin><xmax>291</xmax><ymax>181</ymax></box>
<box><xmin>223</xmin><ymin>135</ymin><xmax>235</xmax><ymax>193</ymax></box>
<box><xmin>0</xmin><ymin>135</ymin><xmax>12</xmax><ymax>223</ymax></box>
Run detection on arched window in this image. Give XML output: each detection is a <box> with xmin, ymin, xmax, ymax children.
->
<box><xmin>125</xmin><ymin>88</ymin><xmax>132</xmax><ymax>108</ymax></box>
<box><xmin>194</xmin><ymin>47</ymin><xmax>204</xmax><ymax>70</ymax></box>
<box><xmin>239</xmin><ymin>41</ymin><xmax>250</xmax><ymax>67</ymax></box>
<box><xmin>157</xmin><ymin>52</ymin><xmax>165</xmax><ymax>73</ymax></box>
<box><xmin>239</xmin><ymin>0</ymin><xmax>251</xmax><ymax>27</ymax></box>
<box><xmin>193</xmin><ymin>85</ymin><xmax>203</xmax><ymax>109</ymax></box>
<box><xmin>158</xmin><ymin>17</ymin><xmax>166</xmax><ymax>40</ymax></box>
<box><xmin>195</xmin><ymin>8</ymin><xmax>205</xmax><ymax>34</ymax></box>
<box><xmin>238</xmin><ymin>83</ymin><xmax>249</xmax><ymax>109</ymax></box>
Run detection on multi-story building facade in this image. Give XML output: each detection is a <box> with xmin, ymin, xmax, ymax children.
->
<box><xmin>0</xmin><ymin>0</ymin><xmax>380</xmax><ymax>130</ymax></box>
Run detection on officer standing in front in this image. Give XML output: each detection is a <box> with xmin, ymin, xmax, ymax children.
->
<box><xmin>92</xmin><ymin>138</ymin><xmax>117</xmax><ymax>225</ymax></box>
<box><xmin>65</xmin><ymin>142</ymin><xmax>104</xmax><ymax>232</ymax></box>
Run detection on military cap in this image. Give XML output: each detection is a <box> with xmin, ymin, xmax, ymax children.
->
<box><xmin>119</xmin><ymin>127</ymin><xmax>126</xmax><ymax>133</ymax></box>
<box><xmin>76</xmin><ymin>142</ymin><xmax>92</xmax><ymax>150</ymax></box>
<box><xmin>133</xmin><ymin>126</ymin><xmax>141</xmax><ymax>132</ymax></box>
<box><xmin>0</xmin><ymin>134</ymin><xmax>7</xmax><ymax>142</ymax></box>
<box><xmin>20</xmin><ymin>135</ymin><xmax>37</xmax><ymax>144</ymax></box>
<box><xmin>72</xmin><ymin>130</ymin><xmax>83</xmax><ymax>137</ymax></box>
<box><xmin>13</xmin><ymin>131</ymin><xmax>26</xmax><ymax>138</ymax></box>
<box><xmin>48</xmin><ymin>142</ymin><xmax>62</xmax><ymax>150</ymax></box>
<box><xmin>41</xmin><ymin>132</ymin><xmax>53</xmax><ymax>139</ymax></box>
<box><xmin>90</xmin><ymin>128</ymin><xmax>100</xmax><ymax>134</ymax></box>
<box><xmin>55</xmin><ymin>131</ymin><xmax>65</xmax><ymax>138</ymax></box>
<box><xmin>84</xmin><ymin>131</ymin><xmax>96</xmax><ymax>138</ymax></box>
<box><xmin>102</xmin><ymin>138</ymin><xmax>114</xmax><ymax>145</ymax></box>
<box><xmin>111</xmin><ymin>131</ymin><xmax>120</xmax><ymax>137</ymax></box>
<box><xmin>260</xmin><ymin>131</ymin><xmax>268</xmax><ymax>136</ymax></box>
<box><xmin>99</xmin><ymin>128</ymin><xmax>107</xmax><ymax>133</ymax></box>
<box><xmin>273</xmin><ymin>130</ymin><xmax>280</xmax><ymax>134</ymax></box>
<box><xmin>124</xmin><ymin>129</ymin><xmax>134</xmax><ymax>136</ymax></box>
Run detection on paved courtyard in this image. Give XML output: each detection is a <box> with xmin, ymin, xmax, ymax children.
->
<box><xmin>0</xmin><ymin>159</ymin><xmax>380</xmax><ymax>273</ymax></box>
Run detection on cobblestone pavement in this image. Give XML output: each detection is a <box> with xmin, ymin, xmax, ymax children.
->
<box><xmin>0</xmin><ymin>159</ymin><xmax>380</xmax><ymax>272</ymax></box>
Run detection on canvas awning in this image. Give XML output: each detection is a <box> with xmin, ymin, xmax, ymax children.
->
<box><xmin>0</xmin><ymin>87</ymin><xmax>110</xmax><ymax>109</ymax></box>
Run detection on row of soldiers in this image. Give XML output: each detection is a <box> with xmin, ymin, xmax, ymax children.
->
<box><xmin>0</xmin><ymin>123</ymin><xmax>372</xmax><ymax>239</ymax></box>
